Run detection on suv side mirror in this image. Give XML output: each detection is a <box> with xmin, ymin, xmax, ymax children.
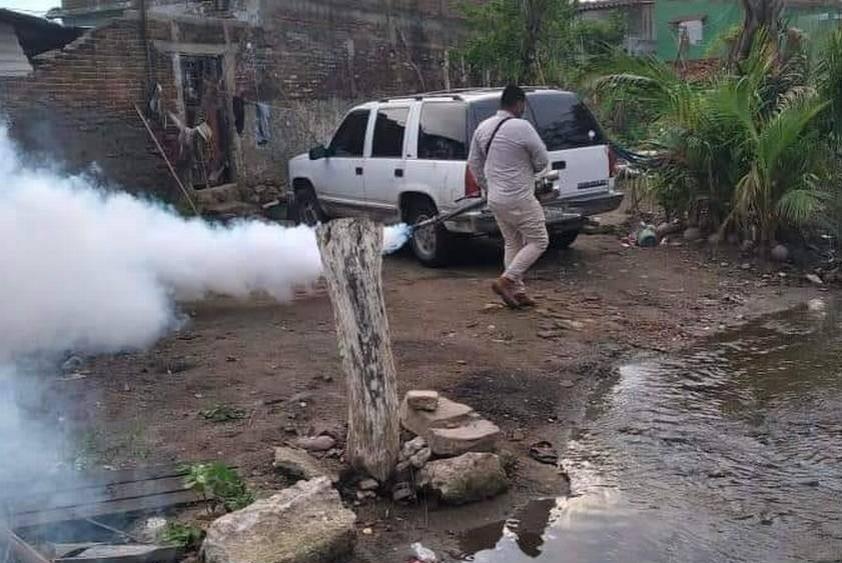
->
<box><xmin>309</xmin><ymin>145</ymin><xmax>332</xmax><ymax>160</ymax></box>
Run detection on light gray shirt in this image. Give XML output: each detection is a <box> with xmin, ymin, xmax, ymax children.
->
<box><xmin>468</xmin><ymin>110</ymin><xmax>550</xmax><ymax>205</ymax></box>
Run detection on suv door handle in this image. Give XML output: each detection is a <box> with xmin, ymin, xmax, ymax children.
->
<box><xmin>355</xmin><ymin>167</ymin><xmax>363</xmax><ymax>176</ymax></box>
<box><xmin>394</xmin><ymin>168</ymin><xmax>404</xmax><ymax>178</ymax></box>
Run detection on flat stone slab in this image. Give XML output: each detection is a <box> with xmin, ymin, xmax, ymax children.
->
<box><xmin>400</xmin><ymin>395</ymin><xmax>499</xmax><ymax>456</ymax></box>
<box><xmin>406</xmin><ymin>390</ymin><xmax>440</xmax><ymax>412</ymax></box>
<box><xmin>202</xmin><ymin>477</ymin><xmax>356</xmax><ymax>563</ymax></box>
<box><xmin>429</xmin><ymin>418</ymin><xmax>500</xmax><ymax>457</ymax></box>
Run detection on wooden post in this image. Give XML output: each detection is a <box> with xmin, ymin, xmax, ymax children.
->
<box><xmin>316</xmin><ymin>218</ymin><xmax>400</xmax><ymax>482</ymax></box>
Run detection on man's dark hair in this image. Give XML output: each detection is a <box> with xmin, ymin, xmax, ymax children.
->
<box><xmin>501</xmin><ymin>85</ymin><xmax>526</xmax><ymax>109</ymax></box>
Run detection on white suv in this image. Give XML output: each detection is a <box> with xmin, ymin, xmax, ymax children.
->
<box><xmin>288</xmin><ymin>87</ymin><xmax>623</xmax><ymax>266</ymax></box>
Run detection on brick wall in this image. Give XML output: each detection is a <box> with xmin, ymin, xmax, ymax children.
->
<box><xmin>0</xmin><ymin>19</ymin><xmax>178</xmax><ymax>200</ymax></box>
<box><xmin>0</xmin><ymin>0</ymin><xmax>472</xmax><ymax>206</ymax></box>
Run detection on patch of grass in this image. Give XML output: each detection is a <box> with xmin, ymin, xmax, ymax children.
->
<box><xmin>71</xmin><ymin>422</ymin><xmax>151</xmax><ymax>469</ymax></box>
<box><xmin>200</xmin><ymin>404</ymin><xmax>247</xmax><ymax>423</ymax></box>
<box><xmin>183</xmin><ymin>462</ymin><xmax>255</xmax><ymax>514</ymax></box>
<box><xmin>159</xmin><ymin>522</ymin><xmax>205</xmax><ymax>550</ymax></box>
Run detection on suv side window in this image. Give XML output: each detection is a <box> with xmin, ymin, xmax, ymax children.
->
<box><xmin>418</xmin><ymin>102</ymin><xmax>467</xmax><ymax>160</ymax></box>
<box><xmin>371</xmin><ymin>107</ymin><xmax>410</xmax><ymax>158</ymax></box>
<box><xmin>330</xmin><ymin>110</ymin><xmax>370</xmax><ymax>157</ymax></box>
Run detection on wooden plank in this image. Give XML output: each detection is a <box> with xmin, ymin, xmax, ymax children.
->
<box><xmin>55</xmin><ymin>544</ymin><xmax>182</xmax><ymax>563</ymax></box>
<box><xmin>0</xmin><ymin>527</ymin><xmax>51</xmax><ymax>563</ymax></box>
<box><xmin>11</xmin><ymin>490</ymin><xmax>201</xmax><ymax>529</ymax></box>
<box><xmin>316</xmin><ymin>218</ymin><xmax>401</xmax><ymax>482</ymax></box>
<box><xmin>0</xmin><ymin>465</ymin><xmax>189</xmax><ymax>502</ymax></box>
<box><xmin>7</xmin><ymin>475</ymin><xmax>190</xmax><ymax>516</ymax></box>
<box><xmin>0</xmin><ymin>465</ymin><xmax>187</xmax><ymax>503</ymax></box>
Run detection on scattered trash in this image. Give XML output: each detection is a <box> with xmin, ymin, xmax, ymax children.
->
<box><xmin>637</xmin><ymin>224</ymin><xmax>658</xmax><ymax>248</ymax></box>
<box><xmin>409</xmin><ymin>542</ymin><xmax>438</xmax><ymax>562</ymax></box>
<box><xmin>529</xmin><ymin>441</ymin><xmax>559</xmax><ymax>465</ymax></box>
<box><xmin>806</xmin><ymin>273</ymin><xmax>824</xmax><ymax>286</ymax></box>
<box><xmin>362</xmin><ymin>527</ymin><xmax>374</xmax><ymax>535</ymax></box>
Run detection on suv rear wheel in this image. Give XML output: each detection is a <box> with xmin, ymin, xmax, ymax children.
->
<box><xmin>292</xmin><ymin>184</ymin><xmax>325</xmax><ymax>226</ymax></box>
<box><xmin>406</xmin><ymin>199</ymin><xmax>453</xmax><ymax>267</ymax></box>
<box><xmin>549</xmin><ymin>228</ymin><xmax>580</xmax><ymax>249</ymax></box>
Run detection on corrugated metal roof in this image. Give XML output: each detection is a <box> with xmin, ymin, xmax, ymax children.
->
<box><xmin>0</xmin><ymin>21</ymin><xmax>32</xmax><ymax>77</ymax></box>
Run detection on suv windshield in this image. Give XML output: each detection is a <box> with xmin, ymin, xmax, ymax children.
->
<box><xmin>469</xmin><ymin>91</ymin><xmax>604</xmax><ymax>151</ymax></box>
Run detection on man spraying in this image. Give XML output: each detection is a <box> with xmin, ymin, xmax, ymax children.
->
<box><xmin>468</xmin><ymin>85</ymin><xmax>550</xmax><ymax>308</ymax></box>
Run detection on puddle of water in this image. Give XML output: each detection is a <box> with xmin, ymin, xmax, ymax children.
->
<box><xmin>462</xmin><ymin>300</ymin><xmax>842</xmax><ymax>562</ymax></box>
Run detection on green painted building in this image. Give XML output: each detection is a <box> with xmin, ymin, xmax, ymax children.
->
<box><xmin>581</xmin><ymin>0</ymin><xmax>842</xmax><ymax>60</ymax></box>
<box><xmin>654</xmin><ymin>0</ymin><xmax>842</xmax><ymax>60</ymax></box>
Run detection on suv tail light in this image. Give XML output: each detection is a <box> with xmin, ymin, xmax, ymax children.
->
<box><xmin>608</xmin><ymin>147</ymin><xmax>619</xmax><ymax>178</ymax></box>
<box><xmin>464</xmin><ymin>166</ymin><xmax>482</xmax><ymax>198</ymax></box>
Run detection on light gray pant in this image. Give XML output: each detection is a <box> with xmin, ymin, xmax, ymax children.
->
<box><xmin>489</xmin><ymin>196</ymin><xmax>549</xmax><ymax>293</ymax></box>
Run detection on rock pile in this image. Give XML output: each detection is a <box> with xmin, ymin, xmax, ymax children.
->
<box><xmin>400</xmin><ymin>392</ymin><xmax>500</xmax><ymax>456</ymax></box>
<box><xmin>397</xmin><ymin>391</ymin><xmax>508</xmax><ymax>505</ymax></box>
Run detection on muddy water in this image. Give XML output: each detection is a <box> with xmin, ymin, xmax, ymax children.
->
<box><xmin>463</xmin><ymin>300</ymin><xmax>842</xmax><ymax>562</ymax></box>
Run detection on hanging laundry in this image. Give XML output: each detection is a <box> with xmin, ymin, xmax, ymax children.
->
<box><xmin>147</xmin><ymin>83</ymin><xmax>166</xmax><ymax>128</ymax></box>
<box><xmin>233</xmin><ymin>96</ymin><xmax>245</xmax><ymax>136</ymax></box>
<box><xmin>255</xmin><ymin>102</ymin><xmax>272</xmax><ymax>146</ymax></box>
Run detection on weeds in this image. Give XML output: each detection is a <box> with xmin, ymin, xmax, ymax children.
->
<box><xmin>159</xmin><ymin>522</ymin><xmax>205</xmax><ymax>550</ymax></box>
<box><xmin>72</xmin><ymin>422</ymin><xmax>150</xmax><ymax>469</ymax></box>
<box><xmin>183</xmin><ymin>462</ymin><xmax>255</xmax><ymax>513</ymax></box>
<box><xmin>199</xmin><ymin>404</ymin><xmax>247</xmax><ymax>423</ymax></box>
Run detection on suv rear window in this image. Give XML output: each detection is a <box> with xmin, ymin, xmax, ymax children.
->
<box><xmin>418</xmin><ymin>102</ymin><xmax>467</xmax><ymax>160</ymax></box>
<box><xmin>528</xmin><ymin>91</ymin><xmax>604</xmax><ymax>151</ymax></box>
<box><xmin>469</xmin><ymin>92</ymin><xmax>604</xmax><ymax>151</ymax></box>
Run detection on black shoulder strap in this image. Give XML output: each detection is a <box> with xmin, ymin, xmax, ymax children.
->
<box><xmin>485</xmin><ymin>117</ymin><xmax>514</xmax><ymax>154</ymax></box>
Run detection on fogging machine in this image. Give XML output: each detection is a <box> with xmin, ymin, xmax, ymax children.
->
<box><xmin>411</xmin><ymin>171</ymin><xmax>561</xmax><ymax>232</ymax></box>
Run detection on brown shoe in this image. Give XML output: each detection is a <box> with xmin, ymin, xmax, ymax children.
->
<box><xmin>514</xmin><ymin>293</ymin><xmax>537</xmax><ymax>307</ymax></box>
<box><xmin>492</xmin><ymin>276</ymin><xmax>520</xmax><ymax>308</ymax></box>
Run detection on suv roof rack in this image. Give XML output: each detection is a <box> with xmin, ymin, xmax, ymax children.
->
<box><xmin>378</xmin><ymin>93</ymin><xmax>464</xmax><ymax>103</ymax></box>
<box><xmin>378</xmin><ymin>85</ymin><xmax>558</xmax><ymax>103</ymax></box>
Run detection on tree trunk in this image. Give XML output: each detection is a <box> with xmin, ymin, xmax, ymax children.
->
<box><xmin>521</xmin><ymin>0</ymin><xmax>543</xmax><ymax>82</ymax></box>
<box><xmin>731</xmin><ymin>0</ymin><xmax>783</xmax><ymax>64</ymax></box>
<box><xmin>316</xmin><ymin>218</ymin><xmax>400</xmax><ymax>482</ymax></box>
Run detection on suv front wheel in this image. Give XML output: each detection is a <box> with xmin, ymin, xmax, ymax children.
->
<box><xmin>406</xmin><ymin>199</ymin><xmax>454</xmax><ymax>267</ymax></box>
<box><xmin>292</xmin><ymin>185</ymin><xmax>325</xmax><ymax>226</ymax></box>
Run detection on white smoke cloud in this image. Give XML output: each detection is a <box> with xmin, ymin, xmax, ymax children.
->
<box><xmin>0</xmin><ymin>123</ymin><xmax>415</xmax><ymax>496</ymax></box>
<box><xmin>0</xmin><ymin>174</ymin><xmax>322</xmax><ymax>360</ymax></box>
<box><xmin>0</xmin><ymin>125</ymin><xmax>412</xmax><ymax>362</ymax></box>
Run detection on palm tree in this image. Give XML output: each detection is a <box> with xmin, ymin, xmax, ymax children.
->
<box><xmin>596</xmin><ymin>31</ymin><xmax>832</xmax><ymax>247</ymax></box>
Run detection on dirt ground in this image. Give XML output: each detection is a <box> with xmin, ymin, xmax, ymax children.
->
<box><xmin>50</xmin><ymin>218</ymin><xmax>822</xmax><ymax>562</ymax></box>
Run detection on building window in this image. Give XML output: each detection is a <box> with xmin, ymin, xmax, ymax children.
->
<box><xmin>678</xmin><ymin>19</ymin><xmax>704</xmax><ymax>46</ymax></box>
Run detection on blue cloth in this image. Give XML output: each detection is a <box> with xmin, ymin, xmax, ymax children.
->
<box><xmin>255</xmin><ymin>102</ymin><xmax>271</xmax><ymax>146</ymax></box>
